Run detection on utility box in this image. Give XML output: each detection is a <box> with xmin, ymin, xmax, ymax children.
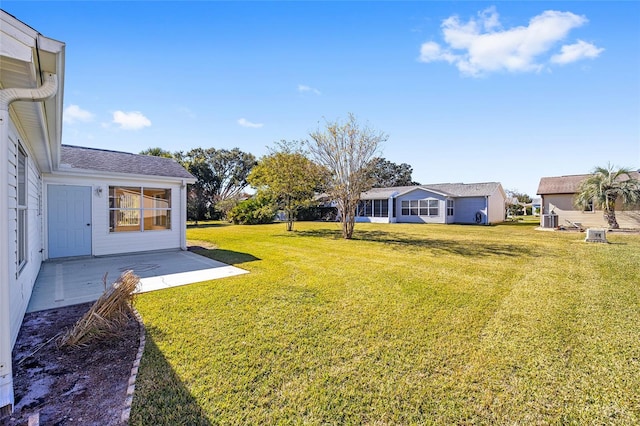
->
<box><xmin>585</xmin><ymin>228</ymin><xmax>607</xmax><ymax>243</ymax></box>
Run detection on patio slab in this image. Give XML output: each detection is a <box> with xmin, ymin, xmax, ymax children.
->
<box><xmin>27</xmin><ymin>250</ymin><xmax>248</xmax><ymax>313</ymax></box>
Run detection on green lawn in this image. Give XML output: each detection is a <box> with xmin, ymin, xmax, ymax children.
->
<box><xmin>130</xmin><ymin>221</ymin><xmax>640</xmax><ymax>425</ymax></box>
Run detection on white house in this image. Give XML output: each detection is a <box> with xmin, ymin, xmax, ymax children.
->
<box><xmin>356</xmin><ymin>182</ymin><xmax>506</xmax><ymax>225</ymax></box>
<box><xmin>1</xmin><ymin>10</ymin><xmax>195</xmax><ymax>413</ymax></box>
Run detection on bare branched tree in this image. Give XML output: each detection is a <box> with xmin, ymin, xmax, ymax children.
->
<box><xmin>308</xmin><ymin>114</ymin><xmax>388</xmax><ymax>239</ymax></box>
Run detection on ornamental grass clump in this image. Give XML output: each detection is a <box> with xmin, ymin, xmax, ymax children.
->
<box><xmin>58</xmin><ymin>270</ymin><xmax>140</xmax><ymax>348</ymax></box>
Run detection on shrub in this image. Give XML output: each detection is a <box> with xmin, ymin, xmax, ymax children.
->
<box><xmin>228</xmin><ymin>194</ymin><xmax>276</xmax><ymax>225</ymax></box>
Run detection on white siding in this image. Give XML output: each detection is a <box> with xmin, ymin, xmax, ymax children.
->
<box><xmin>7</xmin><ymin>124</ymin><xmax>43</xmax><ymax>348</ymax></box>
<box><xmin>44</xmin><ymin>174</ymin><xmax>186</xmax><ymax>257</ymax></box>
<box><xmin>487</xmin><ymin>188</ymin><xmax>506</xmax><ymax>224</ymax></box>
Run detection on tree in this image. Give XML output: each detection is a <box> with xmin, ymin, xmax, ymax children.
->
<box><xmin>574</xmin><ymin>164</ymin><xmax>640</xmax><ymax>229</ymax></box>
<box><xmin>175</xmin><ymin>148</ymin><xmax>256</xmax><ymax>220</ymax></box>
<box><xmin>248</xmin><ymin>141</ymin><xmax>327</xmax><ymax>231</ymax></box>
<box><xmin>308</xmin><ymin>114</ymin><xmax>388</xmax><ymax>239</ymax></box>
<box><xmin>367</xmin><ymin>157</ymin><xmax>418</xmax><ymax>187</ymax></box>
<box><xmin>140</xmin><ymin>147</ymin><xmax>174</xmax><ymax>158</ymax></box>
<box><xmin>505</xmin><ymin>189</ymin><xmax>532</xmax><ymax>216</ymax></box>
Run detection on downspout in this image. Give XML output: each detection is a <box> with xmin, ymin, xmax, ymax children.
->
<box><xmin>0</xmin><ymin>72</ymin><xmax>58</xmax><ymax>414</ymax></box>
<box><xmin>485</xmin><ymin>195</ymin><xmax>489</xmax><ymax>225</ymax></box>
<box><xmin>180</xmin><ymin>179</ymin><xmax>187</xmax><ymax>250</ymax></box>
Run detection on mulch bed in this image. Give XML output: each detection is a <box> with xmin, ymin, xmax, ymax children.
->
<box><xmin>1</xmin><ymin>303</ymin><xmax>139</xmax><ymax>425</ymax></box>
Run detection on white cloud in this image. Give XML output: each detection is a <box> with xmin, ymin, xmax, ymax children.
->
<box><xmin>112</xmin><ymin>111</ymin><xmax>151</xmax><ymax>130</ymax></box>
<box><xmin>419</xmin><ymin>7</ymin><xmax>602</xmax><ymax>77</ymax></box>
<box><xmin>237</xmin><ymin>118</ymin><xmax>264</xmax><ymax>128</ymax></box>
<box><xmin>550</xmin><ymin>39</ymin><xmax>604</xmax><ymax>64</ymax></box>
<box><xmin>63</xmin><ymin>104</ymin><xmax>94</xmax><ymax>124</ymax></box>
<box><xmin>298</xmin><ymin>84</ymin><xmax>321</xmax><ymax>95</ymax></box>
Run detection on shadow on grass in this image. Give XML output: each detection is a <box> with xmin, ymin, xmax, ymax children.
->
<box><xmin>189</xmin><ymin>247</ymin><xmax>260</xmax><ymax>265</ymax></box>
<box><xmin>130</xmin><ymin>332</ymin><xmax>212</xmax><ymax>425</ymax></box>
<box><xmin>294</xmin><ymin>228</ymin><xmax>537</xmax><ymax>258</ymax></box>
<box><xmin>187</xmin><ymin>222</ymin><xmax>231</xmax><ymax>229</ymax></box>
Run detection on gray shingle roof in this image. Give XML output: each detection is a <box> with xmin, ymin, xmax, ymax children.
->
<box><xmin>60</xmin><ymin>145</ymin><xmax>194</xmax><ymax>180</ymax></box>
<box><xmin>361</xmin><ymin>182</ymin><xmax>503</xmax><ymax>199</ymax></box>
<box><xmin>537</xmin><ymin>171</ymin><xmax>640</xmax><ymax>195</ymax></box>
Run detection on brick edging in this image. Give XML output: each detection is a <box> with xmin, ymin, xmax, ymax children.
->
<box><xmin>121</xmin><ymin>308</ymin><xmax>146</xmax><ymax>424</ymax></box>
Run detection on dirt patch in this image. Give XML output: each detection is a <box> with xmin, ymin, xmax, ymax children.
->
<box><xmin>2</xmin><ymin>303</ymin><xmax>140</xmax><ymax>425</ymax></box>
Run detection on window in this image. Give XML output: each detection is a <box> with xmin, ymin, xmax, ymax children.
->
<box><xmin>109</xmin><ymin>186</ymin><xmax>171</xmax><ymax>232</ymax></box>
<box><xmin>402</xmin><ymin>199</ymin><xmax>438</xmax><ymax>216</ymax></box>
<box><xmin>17</xmin><ymin>146</ymin><xmax>27</xmax><ymax>270</ymax></box>
<box><xmin>447</xmin><ymin>199</ymin><xmax>454</xmax><ymax>216</ymax></box>
<box><xmin>357</xmin><ymin>199</ymin><xmax>388</xmax><ymax>217</ymax></box>
<box><xmin>583</xmin><ymin>199</ymin><xmax>594</xmax><ymax>212</ymax></box>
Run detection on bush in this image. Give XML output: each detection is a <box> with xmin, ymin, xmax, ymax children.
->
<box><xmin>228</xmin><ymin>194</ymin><xmax>276</xmax><ymax>225</ymax></box>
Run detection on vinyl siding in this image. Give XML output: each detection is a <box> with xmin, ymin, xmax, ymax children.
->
<box><xmin>7</xmin><ymin>125</ymin><xmax>43</xmax><ymax>348</ymax></box>
<box><xmin>44</xmin><ymin>174</ymin><xmax>185</xmax><ymax>257</ymax></box>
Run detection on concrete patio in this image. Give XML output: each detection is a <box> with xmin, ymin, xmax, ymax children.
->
<box><xmin>27</xmin><ymin>250</ymin><xmax>248</xmax><ymax>313</ymax></box>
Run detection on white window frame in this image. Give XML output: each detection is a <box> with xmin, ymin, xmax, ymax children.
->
<box><xmin>447</xmin><ymin>199</ymin><xmax>454</xmax><ymax>216</ymax></box>
<box><xmin>17</xmin><ymin>145</ymin><xmax>28</xmax><ymax>272</ymax></box>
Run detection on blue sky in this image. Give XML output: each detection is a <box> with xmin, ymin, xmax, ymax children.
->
<box><xmin>4</xmin><ymin>1</ymin><xmax>639</xmax><ymax>196</ymax></box>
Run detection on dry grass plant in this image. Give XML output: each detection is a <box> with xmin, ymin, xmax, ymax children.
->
<box><xmin>58</xmin><ymin>270</ymin><xmax>140</xmax><ymax>348</ymax></box>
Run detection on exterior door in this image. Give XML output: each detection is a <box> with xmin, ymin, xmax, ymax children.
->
<box><xmin>48</xmin><ymin>185</ymin><xmax>92</xmax><ymax>258</ymax></box>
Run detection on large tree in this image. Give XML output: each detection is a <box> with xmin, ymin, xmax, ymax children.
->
<box><xmin>248</xmin><ymin>141</ymin><xmax>327</xmax><ymax>231</ymax></box>
<box><xmin>175</xmin><ymin>147</ymin><xmax>256</xmax><ymax>220</ymax></box>
<box><xmin>574</xmin><ymin>164</ymin><xmax>640</xmax><ymax>229</ymax></box>
<box><xmin>308</xmin><ymin>114</ymin><xmax>388</xmax><ymax>239</ymax></box>
<box><xmin>367</xmin><ymin>157</ymin><xmax>418</xmax><ymax>187</ymax></box>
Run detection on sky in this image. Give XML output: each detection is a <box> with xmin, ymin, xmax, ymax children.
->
<box><xmin>3</xmin><ymin>1</ymin><xmax>639</xmax><ymax>197</ymax></box>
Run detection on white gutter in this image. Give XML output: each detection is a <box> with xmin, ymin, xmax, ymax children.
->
<box><xmin>0</xmin><ymin>72</ymin><xmax>58</xmax><ymax>414</ymax></box>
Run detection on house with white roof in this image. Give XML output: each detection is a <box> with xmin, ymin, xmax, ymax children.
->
<box><xmin>355</xmin><ymin>182</ymin><xmax>506</xmax><ymax>225</ymax></box>
<box><xmin>1</xmin><ymin>10</ymin><xmax>195</xmax><ymax>413</ymax></box>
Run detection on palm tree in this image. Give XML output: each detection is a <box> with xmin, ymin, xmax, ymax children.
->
<box><xmin>575</xmin><ymin>164</ymin><xmax>640</xmax><ymax>229</ymax></box>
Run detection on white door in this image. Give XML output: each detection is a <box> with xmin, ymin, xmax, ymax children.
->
<box><xmin>48</xmin><ymin>185</ymin><xmax>92</xmax><ymax>258</ymax></box>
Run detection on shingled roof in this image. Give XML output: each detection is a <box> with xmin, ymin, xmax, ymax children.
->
<box><xmin>60</xmin><ymin>145</ymin><xmax>194</xmax><ymax>180</ymax></box>
<box><xmin>361</xmin><ymin>182</ymin><xmax>503</xmax><ymax>199</ymax></box>
<box><xmin>537</xmin><ymin>171</ymin><xmax>640</xmax><ymax>195</ymax></box>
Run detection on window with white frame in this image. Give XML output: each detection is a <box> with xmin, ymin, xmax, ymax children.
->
<box><xmin>109</xmin><ymin>186</ymin><xmax>171</xmax><ymax>232</ymax></box>
<box><xmin>583</xmin><ymin>199</ymin><xmax>594</xmax><ymax>212</ymax></box>
<box><xmin>401</xmin><ymin>199</ymin><xmax>439</xmax><ymax>216</ymax></box>
<box><xmin>447</xmin><ymin>199</ymin><xmax>454</xmax><ymax>216</ymax></box>
<box><xmin>17</xmin><ymin>145</ymin><xmax>27</xmax><ymax>270</ymax></box>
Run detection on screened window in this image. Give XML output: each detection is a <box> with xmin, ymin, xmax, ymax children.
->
<box><xmin>17</xmin><ymin>146</ymin><xmax>27</xmax><ymax>269</ymax></box>
<box><xmin>447</xmin><ymin>199</ymin><xmax>454</xmax><ymax>216</ymax></box>
<box><xmin>109</xmin><ymin>186</ymin><xmax>171</xmax><ymax>232</ymax></box>
<box><xmin>358</xmin><ymin>199</ymin><xmax>388</xmax><ymax>217</ymax></box>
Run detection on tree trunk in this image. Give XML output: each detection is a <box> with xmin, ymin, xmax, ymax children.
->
<box><xmin>604</xmin><ymin>208</ymin><xmax>619</xmax><ymax>229</ymax></box>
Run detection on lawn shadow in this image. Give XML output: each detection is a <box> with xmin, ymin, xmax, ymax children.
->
<box><xmin>295</xmin><ymin>228</ymin><xmax>538</xmax><ymax>258</ymax></box>
<box><xmin>187</xmin><ymin>222</ymin><xmax>231</xmax><ymax>229</ymax></box>
<box><xmin>130</xmin><ymin>331</ymin><xmax>212</xmax><ymax>425</ymax></box>
<box><xmin>189</xmin><ymin>247</ymin><xmax>260</xmax><ymax>265</ymax></box>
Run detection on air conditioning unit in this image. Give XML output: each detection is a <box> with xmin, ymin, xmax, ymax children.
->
<box><xmin>542</xmin><ymin>214</ymin><xmax>558</xmax><ymax>228</ymax></box>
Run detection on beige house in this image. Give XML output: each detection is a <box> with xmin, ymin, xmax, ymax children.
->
<box><xmin>537</xmin><ymin>172</ymin><xmax>640</xmax><ymax>229</ymax></box>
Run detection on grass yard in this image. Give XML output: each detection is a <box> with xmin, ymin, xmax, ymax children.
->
<box><xmin>130</xmin><ymin>220</ymin><xmax>640</xmax><ymax>425</ymax></box>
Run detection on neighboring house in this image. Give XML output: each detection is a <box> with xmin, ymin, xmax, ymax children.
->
<box><xmin>537</xmin><ymin>173</ymin><xmax>640</xmax><ymax>229</ymax></box>
<box><xmin>1</xmin><ymin>11</ymin><xmax>195</xmax><ymax>413</ymax></box>
<box><xmin>355</xmin><ymin>182</ymin><xmax>506</xmax><ymax>225</ymax></box>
